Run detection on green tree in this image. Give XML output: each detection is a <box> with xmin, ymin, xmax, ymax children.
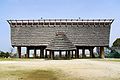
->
<box><xmin>0</xmin><ymin>51</ymin><xmax>11</xmax><ymax>58</ymax></box>
<box><xmin>106</xmin><ymin>38</ymin><xmax>120</xmax><ymax>58</ymax></box>
<box><xmin>112</xmin><ymin>38</ymin><xmax>120</xmax><ymax>47</ymax></box>
<box><xmin>109</xmin><ymin>38</ymin><xmax>120</xmax><ymax>58</ymax></box>
<box><xmin>0</xmin><ymin>51</ymin><xmax>5</xmax><ymax>57</ymax></box>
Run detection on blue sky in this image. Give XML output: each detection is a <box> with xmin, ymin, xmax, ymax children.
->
<box><xmin>0</xmin><ymin>0</ymin><xmax>120</xmax><ymax>52</ymax></box>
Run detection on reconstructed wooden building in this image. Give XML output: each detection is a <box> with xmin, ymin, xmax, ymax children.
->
<box><xmin>7</xmin><ymin>19</ymin><xmax>114</xmax><ymax>59</ymax></box>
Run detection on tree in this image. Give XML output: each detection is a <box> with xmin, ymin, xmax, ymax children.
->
<box><xmin>106</xmin><ymin>38</ymin><xmax>120</xmax><ymax>58</ymax></box>
<box><xmin>112</xmin><ymin>38</ymin><xmax>120</xmax><ymax>47</ymax></box>
<box><xmin>107</xmin><ymin>49</ymin><xmax>120</xmax><ymax>58</ymax></box>
<box><xmin>109</xmin><ymin>38</ymin><xmax>120</xmax><ymax>58</ymax></box>
<box><xmin>0</xmin><ymin>51</ymin><xmax>11</xmax><ymax>58</ymax></box>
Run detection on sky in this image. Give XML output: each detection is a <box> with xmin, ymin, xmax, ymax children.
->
<box><xmin>0</xmin><ymin>0</ymin><xmax>120</xmax><ymax>52</ymax></box>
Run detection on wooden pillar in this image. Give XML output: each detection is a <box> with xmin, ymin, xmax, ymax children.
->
<box><xmin>82</xmin><ymin>47</ymin><xmax>86</xmax><ymax>58</ymax></box>
<box><xmin>100</xmin><ymin>47</ymin><xmax>104</xmax><ymax>58</ymax></box>
<box><xmin>89</xmin><ymin>47</ymin><xmax>95</xmax><ymax>58</ymax></box>
<box><xmin>65</xmin><ymin>51</ymin><xmax>68</xmax><ymax>58</ymax></box>
<box><xmin>34</xmin><ymin>47</ymin><xmax>36</xmax><ymax>58</ymax></box>
<box><xmin>59</xmin><ymin>51</ymin><xmax>62</xmax><ymax>58</ymax></box>
<box><xmin>76</xmin><ymin>48</ymin><xmax>79</xmax><ymax>58</ymax></box>
<box><xmin>75</xmin><ymin>50</ymin><xmax>77</xmax><ymax>58</ymax></box>
<box><xmin>45</xmin><ymin>50</ymin><xmax>47</xmax><ymax>58</ymax></box>
<box><xmin>17</xmin><ymin>46</ymin><xmax>21</xmax><ymax>58</ymax></box>
<box><xmin>51</xmin><ymin>50</ymin><xmax>54</xmax><ymax>59</ymax></box>
<box><xmin>68</xmin><ymin>51</ymin><xmax>71</xmax><ymax>59</ymax></box>
<box><xmin>39</xmin><ymin>49</ymin><xmax>41</xmax><ymax>58</ymax></box>
<box><xmin>49</xmin><ymin>51</ymin><xmax>51</xmax><ymax>59</ymax></box>
<box><xmin>40</xmin><ymin>49</ymin><xmax>42</xmax><ymax>58</ymax></box>
<box><xmin>26</xmin><ymin>47</ymin><xmax>29</xmax><ymax>58</ymax></box>
<box><xmin>89</xmin><ymin>48</ymin><xmax>92</xmax><ymax>58</ymax></box>
<box><xmin>52</xmin><ymin>51</ymin><xmax>54</xmax><ymax>59</ymax></box>
<box><xmin>40</xmin><ymin>48</ymin><xmax>44</xmax><ymax>58</ymax></box>
<box><xmin>71</xmin><ymin>51</ymin><xmax>73</xmax><ymax>58</ymax></box>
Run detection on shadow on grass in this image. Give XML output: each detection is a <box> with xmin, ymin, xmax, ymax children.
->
<box><xmin>0</xmin><ymin>69</ymin><xmax>57</xmax><ymax>80</ymax></box>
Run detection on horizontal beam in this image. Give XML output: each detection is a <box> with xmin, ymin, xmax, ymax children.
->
<box><xmin>7</xmin><ymin>19</ymin><xmax>114</xmax><ymax>24</ymax></box>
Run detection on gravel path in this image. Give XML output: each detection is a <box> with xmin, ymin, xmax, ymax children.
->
<box><xmin>0</xmin><ymin>59</ymin><xmax>120</xmax><ymax>80</ymax></box>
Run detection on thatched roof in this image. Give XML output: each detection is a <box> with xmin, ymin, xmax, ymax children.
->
<box><xmin>46</xmin><ymin>32</ymin><xmax>76</xmax><ymax>50</ymax></box>
<box><xmin>7</xmin><ymin>19</ymin><xmax>114</xmax><ymax>47</ymax></box>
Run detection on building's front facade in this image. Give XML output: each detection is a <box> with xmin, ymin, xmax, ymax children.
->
<box><xmin>7</xmin><ymin>19</ymin><xmax>114</xmax><ymax>59</ymax></box>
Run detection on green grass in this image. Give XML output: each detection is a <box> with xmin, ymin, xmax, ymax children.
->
<box><xmin>0</xmin><ymin>58</ymin><xmax>42</xmax><ymax>61</ymax></box>
<box><xmin>1</xmin><ymin>58</ymin><xmax>120</xmax><ymax>62</ymax></box>
<box><xmin>103</xmin><ymin>59</ymin><xmax>120</xmax><ymax>62</ymax></box>
<box><xmin>91</xmin><ymin>58</ymin><xmax>120</xmax><ymax>62</ymax></box>
<box><xmin>0</xmin><ymin>58</ymin><xmax>26</xmax><ymax>61</ymax></box>
<box><xmin>0</xmin><ymin>69</ymin><xmax>58</xmax><ymax>80</ymax></box>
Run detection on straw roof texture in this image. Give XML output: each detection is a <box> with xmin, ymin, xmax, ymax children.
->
<box><xmin>46</xmin><ymin>32</ymin><xmax>76</xmax><ymax>50</ymax></box>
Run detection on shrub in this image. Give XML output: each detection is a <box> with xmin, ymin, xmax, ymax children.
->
<box><xmin>106</xmin><ymin>50</ymin><xmax>120</xmax><ymax>58</ymax></box>
<box><xmin>0</xmin><ymin>51</ymin><xmax>11</xmax><ymax>58</ymax></box>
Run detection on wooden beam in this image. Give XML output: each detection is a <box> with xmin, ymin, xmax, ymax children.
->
<box><xmin>49</xmin><ymin>51</ymin><xmax>51</xmax><ymax>59</ymax></box>
<box><xmin>89</xmin><ymin>47</ymin><xmax>95</xmax><ymax>58</ymax></box>
<box><xmin>45</xmin><ymin>50</ymin><xmax>47</xmax><ymax>58</ymax></box>
<box><xmin>75</xmin><ymin>50</ymin><xmax>77</xmax><ymax>58</ymax></box>
<box><xmin>50</xmin><ymin>51</ymin><xmax>54</xmax><ymax>59</ymax></box>
<box><xmin>77</xmin><ymin>48</ymin><xmax>79</xmax><ymax>58</ymax></box>
<box><xmin>40</xmin><ymin>48</ymin><xmax>44</xmax><ymax>58</ymax></box>
<box><xmin>100</xmin><ymin>47</ymin><xmax>104</xmax><ymax>58</ymax></box>
<box><xmin>59</xmin><ymin>51</ymin><xmax>62</xmax><ymax>58</ymax></box>
<box><xmin>82</xmin><ymin>47</ymin><xmax>86</xmax><ymax>58</ymax></box>
<box><xmin>34</xmin><ymin>47</ymin><xmax>36</xmax><ymax>58</ymax></box>
<box><xmin>68</xmin><ymin>51</ymin><xmax>71</xmax><ymax>59</ymax></box>
<box><xmin>26</xmin><ymin>47</ymin><xmax>29</xmax><ymax>58</ymax></box>
<box><xmin>71</xmin><ymin>51</ymin><xmax>73</xmax><ymax>58</ymax></box>
<box><xmin>17</xmin><ymin>46</ymin><xmax>21</xmax><ymax>58</ymax></box>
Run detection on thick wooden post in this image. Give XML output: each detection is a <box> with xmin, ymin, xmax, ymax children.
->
<box><xmin>75</xmin><ymin>50</ymin><xmax>77</xmax><ymax>58</ymax></box>
<box><xmin>40</xmin><ymin>49</ymin><xmax>42</xmax><ymax>58</ymax></box>
<box><xmin>52</xmin><ymin>51</ymin><xmax>54</xmax><ymax>59</ymax></box>
<box><xmin>59</xmin><ymin>51</ymin><xmax>62</xmax><ymax>58</ymax></box>
<box><xmin>100</xmin><ymin>47</ymin><xmax>104</xmax><ymax>58</ymax></box>
<box><xmin>51</xmin><ymin>51</ymin><xmax>54</xmax><ymax>59</ymax></box>
<box><xmin>82</xmin><ymin>47</ymin><xmax>86</xmax><ymax>58</ymax></box>
<box><xmin>71</xmin><ymin>51</ymin><xmax>73</xmax><ymax>58</ymax></box>
<box><xmin>65</xmin><ymin>51</ymin><xmax>68</xmax><ymax>58</ymax></box>
<box><xmin>17</xmin><ymin>46</ymin><xmax>21</xmax><ymax>58</ymax></box>
<box><xmin>40</xmin><ymin>48</ymin><xmax>44</xmax><ymax>58</ymax></box>
<box><xmin>89</xmin><ymin>47</ymin><xmax>95</xmax><ymax>58</ymax></box>
<box><xmin>34</xmin><ymin>47</ymin><xmax>36</xmax><ymax>58</ymax></box>
<box><xmin>77</xmin><ymin>48</ymin><xmax>79</xmax><ymax>58</ymax></box>
<box><xmin>45</xmin><ymin>50</ymin><xmax>47</xmax><ymax>58</ymax></box>
<box><xmin>49</xmin><ymin>51</ymin><xmax>51</xmax><ymax>59</ymax></box>
<box><xmin>68</xmin><ymin>51</ymin><xmax>71</xmax><ymax>59</ymax></box>
<box><xmin>26</xmin><ymin>47</ymin><xmax>29</xmax><ymax>58</ymax></box>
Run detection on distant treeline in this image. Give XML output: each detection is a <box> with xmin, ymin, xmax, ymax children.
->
<box><xmin>0</xmin><ymin>51</ymin><xmax>11</xmax><ymax>58</ymax></box>
<box><xmin>0</xmin><ymin>51</ymin><xmax>18</xmax><ymax>58</ymax></box>
<box><xmin>106</xmin><ymin>49</ymin><xmax>120</xmax><ymax>58</ymax></box>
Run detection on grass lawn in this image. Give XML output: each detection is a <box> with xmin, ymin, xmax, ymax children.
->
<box><xmin>0</xmin><ymin>69</ymin><xmax>58</xmax><ymax>80</ymax></box>
<box><xmin>0</xmin><ymin>59</ymin><xmax>120</xmax><ymax>80</ymax></box>
<box><xmin>0</xmin><ymin>58</ymin><xmax>41</xmax><ymax>61</ymax></box>
<box><xmin>91</xmin><ymin>58</ymin><xmax>120</xmax><ymax>62</ymax></box>
<box><xmin>0</xmin><ymin>58</ymin><xmax>120</xmax><ymax>62</ymax></box>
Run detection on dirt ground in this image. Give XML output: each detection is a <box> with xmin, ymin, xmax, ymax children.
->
<box><xmin>0</xmin><ymin>59</ymin><xmax>120</xmax><ymax>80</ymax></box>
